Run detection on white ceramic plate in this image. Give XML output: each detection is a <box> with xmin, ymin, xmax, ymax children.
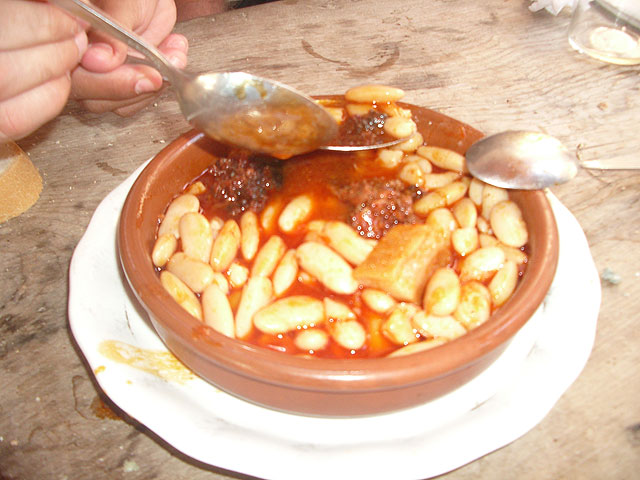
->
<box><xmin>68</xmin><ymin>163</ymin><xmax>601</xmax><ymax>480</ymax></box>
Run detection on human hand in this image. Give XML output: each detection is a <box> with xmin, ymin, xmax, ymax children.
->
<box><xmin>71</xmin><ymin>0</ymin><xmax>189</xmax><ymax>117</ymax></box>
<box><xmin>0</xmin><ymin>0</ymin><xmax>88</xmax><ymax>141</ymax></box>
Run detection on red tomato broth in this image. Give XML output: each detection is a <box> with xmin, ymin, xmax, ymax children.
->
<box><xmin>165</xmin><ymin>146</ymin><xmax>526</xmax><ymax>359</ymax></box>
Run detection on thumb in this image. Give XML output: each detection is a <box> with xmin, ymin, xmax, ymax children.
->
<box><xmin>79</xmin><ymin>2</ymin><xmax>147</xmax><ymax>73</ymax></box>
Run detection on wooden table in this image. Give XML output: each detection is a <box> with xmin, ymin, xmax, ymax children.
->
<box><xmin>1</xmin><ymin>1</ymin><xmax>638</xmax><ymax>478</ymax></box>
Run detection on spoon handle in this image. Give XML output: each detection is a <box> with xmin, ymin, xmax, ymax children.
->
<box><xmin>50</xmin><ymin>0</ymin><xmax>179</xmax><ymax>81</ymax></box>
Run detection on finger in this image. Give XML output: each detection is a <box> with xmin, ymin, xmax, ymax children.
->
<box><xmin>80</xmin><ymin>0</ymin><xmax>177</xmax><ymax>74</ymax></box>
<box><xmin>71</xmin><ymin>63</ymin><xmax>164</xmax><ymax>102</ymax></box>
<box><xmin>113</xmin><ymin>97</ymin><xmax>158</xmax><ymax>117</ymax></box>
<box><xmin>0</xmin><ymin>1</ymin><xmax>83</xmax><ymax>50</ymax></box>
<box><xmin>80</xmin><ymin>93</ymin><xmax>158</xmax><ymax>116</ymax></box>
<box><xmin>158</xmin><ymin>33</ymin><xmax>189</xmax><ymax>59</ymax></box>
<box><xmin>0</xmin><ymin>32</ymin><xmax>87</xmax><ymax>102</ymax></box>
<box><xmin>0</xmin><ymin>75</ymin><xmax>72</xmax><ymax>141</ymax></box>
<box><xmin>80</xmin><ymin>36</ymin><xmax>129</xmax><ymax>73</ymax></box>
<box><xmin>94</xmin><ymin>0</ymin><xmax>177</xmax><ymax>46</ymax></box>
<box><xmin>80</xmin><ymin>32</ymin><xmax>188</xmax><ymax>74</ymax></box>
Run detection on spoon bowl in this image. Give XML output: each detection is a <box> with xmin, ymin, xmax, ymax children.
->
<box><xmin>465</xmin><ymin>130</ymin><xmax>579</xmax><ymax>190</ymax></box>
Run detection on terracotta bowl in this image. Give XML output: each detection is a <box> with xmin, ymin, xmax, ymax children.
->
<box><xmin>118</xmin><ymin>101</ymin><xmax>559</xmax><ymax>417</ymax></box>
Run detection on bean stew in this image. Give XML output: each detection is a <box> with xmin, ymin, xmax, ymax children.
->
<box><xmin>151</xmin><ymin>85</ymin><xmax>530</xmax><ymax>359</ymax></box>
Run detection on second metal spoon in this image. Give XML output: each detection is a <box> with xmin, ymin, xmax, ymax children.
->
<box><xmin>465</xmin><ymin>131</ymin><xmax>580</xmax><ymax>190</ymax></box>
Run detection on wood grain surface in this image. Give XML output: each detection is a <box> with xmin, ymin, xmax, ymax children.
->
<box><xmin>1</xmin><ymin>1</ymin><xmax>639</xmax><ymax>479</ymax></box>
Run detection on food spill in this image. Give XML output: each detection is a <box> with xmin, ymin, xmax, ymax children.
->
<box><xmin>98</xmin><ymin>340</ymin><xmax>196</xmax><ymax>384</ymax></box>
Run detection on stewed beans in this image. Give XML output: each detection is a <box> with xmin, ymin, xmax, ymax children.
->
<box><xmin>152</xmin><ymin>85</ymin><xmax>530</xmax><ymax>359</ymax></box>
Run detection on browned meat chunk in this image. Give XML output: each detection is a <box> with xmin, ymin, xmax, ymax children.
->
<box><xmin>332</xmin><ymin>178</ymin><xmax>419</xmax><ymax>239</ymax></box>
<box><xmin>196</xmin><ymin>151</ymin><xmax>283</xmax><ymax>216</ymax></box>
<box><xmin>337</xmin><ymin>110</ymin><xmax>387</xmax><ymax>146</ymax></box>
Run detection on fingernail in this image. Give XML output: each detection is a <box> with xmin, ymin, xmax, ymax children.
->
<box><xmin>74</xmin><ymin>32</ymin><xmax>88</xmax><ymax>60</ymax></box>
<box><xmin>89</xmin><ymin>42</ymin><xmax>114</xmax><ymax>62</ymax></box>
<box><xmin>134</xmin><ymin>78</ymin><xmax>157</xmax><ymax>95</ymax></box>
<box><xmin>166</xmin><ymin>35</ymin><xmax>188</xmax><ymax>50</ymax></box>
<box><xmin>168</xmin><ymin>54</ymin><xmax>186</xmax><ymax>69</ymax></box>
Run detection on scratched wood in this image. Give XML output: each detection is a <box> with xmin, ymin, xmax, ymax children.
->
<box><xmin>1</xmin><ymin>1</ymin><xmax>639</xmax><ymax>479</ymax></box>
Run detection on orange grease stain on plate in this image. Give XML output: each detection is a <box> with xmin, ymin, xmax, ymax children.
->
<box><xmin>97</xmin><ymin>340</ymin><xmax>196</xmax><ymax>384</ymax></box>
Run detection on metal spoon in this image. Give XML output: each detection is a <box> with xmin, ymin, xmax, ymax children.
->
<box><xmin>52</xmin><ymin>0</ymin><xmax>402</xmax><ymax>158</ymax></box>
<box><xmin>465</xmin><ymin>131</ymin><xmax>580</xmax><ymax>190</ymax></box>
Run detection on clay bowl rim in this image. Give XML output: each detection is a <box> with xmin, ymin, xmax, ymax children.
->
<box><xmin>118</xmin><ymin>102</ymin><xmax>559</xmax><ymax>394</ymax></box>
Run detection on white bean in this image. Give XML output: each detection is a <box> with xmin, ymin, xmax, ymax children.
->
<box><xmin>179</xmin><ymin>212</ymin><xmax>213</xmax><ymax>263</ymax></box>
<box><xmin>345</xmin><ymin>103</ymin><xmax>373</xmax><ymax>117</ymax></box>
<box><xmin>201</xmin><ymin>284</ymin><xmax>235</xmax><ymax>338</ymax></box>
<box><xmin>479</xmin><ymin>232</ymin><xmax>500</xmax><ymax>248</ymax></box>
<box><xmin>210</xmin><ymin>216</ymin><xmax>224</xmax><ymax>239</ymax></box>
<box><xmin>185</xmin><ymin>181</ymin><xmax>206</xmax><ymax>195</ymax></box>
<box><xmin>392</xmin><ymin>132</ymin><xmax>424</xmax><ymax>153</ymax></box>
<box><xmin>159</xmin><ymin>271</ymin><xmax>202</xmax><ymax>320</ymax></box>
<box><xmin>379</xmin><ymin>103</ymin><xmax>412</xmax><ymax>118</ymax></box>
<box><xmin>260</xmin><ymin>198</ymin><xmax>283</xmax><ymax>233</ymax></box>
<box><xmin>402</xmin><ymin>154</ymin><xmax>432</xmax><ymax>170</ymax></box>
<box><xmin>489</xmin><ymin>260</ymin><xmax>519</xmax><ymax>307</ymax></box>
<box><xmin>476</xmin><ymin>216</ymin><xmax>492</xmax><ymax>234</ymax></box>
<box><xmin>452</xmin><ymin>227</ymin><xmax>479</xmax><ymax>257</ymax></box>
<box><xmin>459</xmin><ymin>246</ymin><xmax>505</xmax><ymax>282</ymax></box>
<box><xmin>253</xmin><ymin>296</ymin><xmax>325</xmax><ymax>334</ymax></box>
<box><xmin>468</xmin><ymin>177</ymin><xmax>485</xmax><ymax>206</ymax></box>
<box><xmin>361</xmin><ymin>288</ymin><xmax>397</xmax><ymax>314</ymax></box>
<box><xmin>272</xmin><ymin>249</ymin><xmax>298</xmax><ymax>296</ymax></box>
<box><xmin>490</xmin><ymin>200</ymin><xmax>528</xmax><ymax>248</ymax></box>
<box><xmin>423</xmin><ymin>267</ymin><xmax>461</xmax><ymax>316</ymax></box>
<box><xmin>417</xmin><ymin>145</ymin><xmax>466</xmax><ymax>173</ymax></box>
<box><xmin>306</xmin><ymin>219</ymin><xmax>326</xmax><ymax>233</ymax></box>
<box><xmin>387</xmin><ymin>338</ymin><xmax>447</xmax><ymax>357</ymax></box>
<box><xmin>398</xmin><ymin>161</ymin><xmax>428</xmax><ymax>187</ymax></box>
<box><xmin>481</xmin><ymin>184</ymin><xmax>509</xmax><ymax>220</ymax></box>
<box><xmin>377</xmin><ymin>148</ymin><xmax>404</xmax><ymax>168</ymax></box>
<box><xmin>296</xmin><ymin>242</ymin><xmax>358</xmax><ymax>294</ymax></box>
<box><xmin>323</xmin><ymin>221</ymin><xmax>375</xmax><ymax>265</ymax></box>
<box><xmin>235</xmin><ymin>277</ymin><xmax>273</xmax><ymax>338</ymax></box>
<box><xmin>152</xmin><ymin>233</ymin><xmax>177</xmax><ymax>268</ymax></box>
<box><xmin>324</xmin><ymin>298</ymin><xmax>356</xmax><ymax>321</ymax></box>
<box><xmin>294</xmin><ymin>329</ymin><xmax>329</xmax><ymax>352</ymax></box>
<box><xmin>331</xmin><ymin>319</ymin><xmax>366</xmax><ymax>350</ymax></box>
<box><xmin>251</xmin><ymin>235</ymin><xmax>286</xmax><ymax>278</ymax></box>
<box><xmin>479</xmin><ymin>233</ymin><xmax>529</xmax><ymax>265</ymax></box>
<box><xmin>412</xmin><ymin>311</ymin><xmax>466</xmax><ymax>340</ymax></box>
<box><xmin>240</xmin><ymin>211</ymin><xmax>260</xmax><ymax>261</ymax></box>
<box><xmin>425</xmin><ymin>208</ymin><xmax>457</xmax><ymax>237</ymax></box>
<box><xmin>382</xmin><ymin>303</ymin><xmax>420</xmax><ymax>345</ymax></box>
<box><xmin>157</xmin><ymin>194</ymin><xmax>199</xmax><ymax>238</ymax></box>
<box><xmin>422</xmin><ymin>171</ymin><xmax>461</xmax><ymax>190</ymax></box>
<box><xmin>503</xmin><ymin>246</ymin><xmax>528</xmax><ymax>265</ymax></box>
<box><xmin>227</xmin><ymin>262</ymin><xmax>249</xmax><ymax>288</ymax></box>
<box><xmin>209</xmin><ymin>219</ymin><xmax>241</xmax><ymax>272</ymax></box>
<box><xmin>413</xmin><ymin>181</ymin><xmax>468</xmax><ymax>216</ymax></box>
<box><xmin>452</xmin><ymin>197</ymin><xmax>478</xmax><ymax>228</ymax></box>
<box><xmin>323</xmin><ymin>106</ymin><xmax>346</xmax><ymax>124</ymax></box>
<box><xmin>211</xmin><ymin>271</ymin><xmax>230</xmax><ymax>294</ymax></box>
<box><xmin>454</xmin><ymin>281</ymin><xmax>491</xmax><ymax>330</ymax></box>
<box><xmin>167</xmin><ymin>252</ymin><xmax>214</xmax><ymax>293</ymax></box>
<box><xmin>384</xmin><ymin>116</ymin><xmax>417</xmax><ymax>139</ymax></box>
<box><xmin>344</xmin><ymin>84</ymin><xmax>405</xmax><ymax>103</ymax></box>
<box><xmin>278</xmin><ymin>194</ymin><xmax>313</xmax><ymax>233</ymax></box>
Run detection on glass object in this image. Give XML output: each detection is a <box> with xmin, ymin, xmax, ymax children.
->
<box><xmin>568</xmin><ymin>0</ymin><xmax>640</xmax><ymax>65</ymax></box>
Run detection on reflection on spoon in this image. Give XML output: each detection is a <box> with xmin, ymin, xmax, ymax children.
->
<box><xmin>465</xmin><ymin>131</ymin><xmax>579</xmax><ymax>190</ymax></box>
